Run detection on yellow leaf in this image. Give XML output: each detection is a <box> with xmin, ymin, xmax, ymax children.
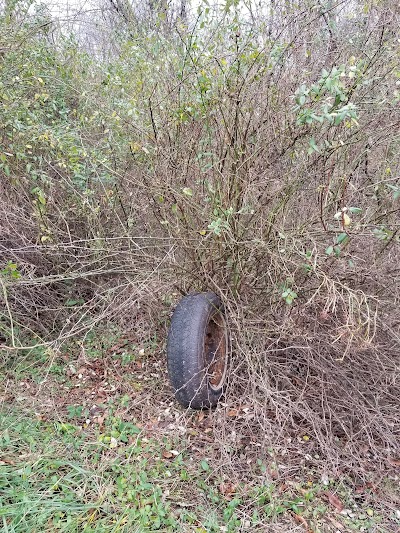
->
<box><xmin>343</xmin><ymin>213</ymin><xmax>351</xmax><ymax>226</ymax></box>
<box><xmin>130</xmin><ymin>141</ymin><xmax>141</xmax><ymax>153</ymax></box>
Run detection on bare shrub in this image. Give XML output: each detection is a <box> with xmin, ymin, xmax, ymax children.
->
<box><xmin>0</xmin><ymin>0</ymin><xmax>399</xmax><ymax>473</ymax></box>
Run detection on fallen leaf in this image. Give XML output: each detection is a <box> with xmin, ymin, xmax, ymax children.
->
<box><xmin>162</xmin><ymin>450</ymin><xmax>173</xmax><ymax>459</ymax></box>
<box><xmin>325</xmin><ymin>492</ymin><xmax>344</xmax><ymax>512</ymax></box>
<box><xmin>327</xmin><ymin>515</ymin><xmax>345</xmax><ymax>530</ymax></box>
<box><xmin>288</xmin><ymin>510</ymin><xmax>313</xmax><ymax>532</ymax></box>
<box><xmin>388</xmin><ymin>457</ymin><xmax>400</xmax><ymax>467</ymax></box>
<box><xmin>157</xmin><ymin>420</ymin><xmax>171</xmax><ymax>429</ymax></box>
<box><xmin>269</xmin><ymin>468</ymin><xmax>279</xmax><ymax>480</ymax></box>
<box><xmin>277</xmin><ymin>483</ymin><xmax>288</xmax><ymax>493</ymax></box>
<box><xmin>227</xmin><ymin>409</ymin><xmax>239</xmax><ymax>417</ymax></box>
<box><xmin>355</xmin><ymin>482</ymin><xmax>375</xmax><ymax>494</ymax></box>
<box><xmin>196</xmin><ymin>411</ymin><xmax>205</xmax><ymax>423</ymax></box>
<box><xmin>108</xmin><ymin>344</ymin><xmax>125</xmax><ymax>354</ymax></box>
<box><xmin>96</xmin><ymin>415</ymin><xmax>105</xmax><ymax>427</ymax></box>
<box><xmin>0</xmin><ymin>458</ymin><xmax>15</xmax><ymax>465</ymax></box>
<box><xmin>218</xmin><ymin>481</ymin><xmax>237</xmax><ymax>499</ymax></box>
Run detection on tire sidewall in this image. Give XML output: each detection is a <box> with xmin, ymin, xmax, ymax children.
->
<box><xmin>167</xmin><ymin>292</ymin><xmax>228</xmax><ymax>409</ymax></box>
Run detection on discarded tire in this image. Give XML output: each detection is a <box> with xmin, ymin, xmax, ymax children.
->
<box><xmin>167</xmin><ymin>292</ymin><xmax>229</xmax><ymax>409</ymax></box>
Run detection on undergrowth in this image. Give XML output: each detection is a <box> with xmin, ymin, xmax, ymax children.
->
<box><xmin>0</xmin><ymin>0</ymin><xmax>399</xmax><ymax>524</ymax></box>
<box><xmin>1</xmin><ymin>330</ymin><xmax>398</xmax><ymax>531</ymax></box>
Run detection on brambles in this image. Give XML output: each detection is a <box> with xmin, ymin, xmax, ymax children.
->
<box><xmin>0</xmin><ymin>1</ymin><xmax>399</xmax><ymax>530</ymax></box>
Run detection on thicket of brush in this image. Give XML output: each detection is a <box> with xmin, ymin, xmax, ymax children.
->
<box><xmin>1</xmin><ymin>0</ymin><xmax>399</xmax><ymax>472</ymax></box>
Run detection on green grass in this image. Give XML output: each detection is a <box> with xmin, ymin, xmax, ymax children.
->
<box><xmin>0</xmin><ymin>383</ymin><xmax>247</xmax><ymax>533</ymax></box>
<box><xmin>0</xmin><ymin>411</ymin><xmax>261</xmax><ymax>532</ymax></box>
<box><xmin>1</xmin><ymin>332</ymin><xmax>398</xmax><ymax>532</ymax></box>
<box><xmin>0</xmin><ymin>411</ymin><xmax>193</xmax><ymax>532</ymax></box>
<box><xmin>1</xmin><ymin>410</ymin><xmax>395</xmax><ymax>532</ymax></box>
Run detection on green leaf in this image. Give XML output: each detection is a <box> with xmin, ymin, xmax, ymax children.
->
<box><xmin>65</xmin><ymin>298</ymin><xmax>84</xmax><ymax>307</ymax></box>
<box><xmin>308</xmin><ymin>137</ymin><xmax>319</xmax><ymax>154</ymax></box>
<box><xmin>349</xmin><ymin>206</ymin><xmax>362</xmax><ymax>214</ymax></box>
<box><xmin>387</xmin><ymin>184</ymin><xmax>400</xmax><ymax>200</ymax></box>
<box><xmin>334</xmin><ymin>112</ymin><xmax>345</xmax><ymax>125</ymax></box>
<box><xmin>336</xmin><ymin>232</ymin><xmax>348</xmax><ymax>244</ymax></box>
<box><xmin>38</xmin><ymin>194</ymin><xmax>46</xmax><ymax>205</ymax></box>
<box><xmin>182</xmin><ymin>187</ymin><xmax>193</xmax><ymax>197</ymax></box>
<box><xmin>373</xmin><ymin>227</ymin><xmax>392</xmax><ymax>241</ymax></box>
<box><xmin>208</xmin><ymin>219</ymin><xmax>224</xmax><ymax>235</ymax></box>
<box><xmin>282</xmin><ymin>289</ymin><xmax>297</xmax><ymax>305</ymax></box>
<box><xmin>200</xmin><ymin>460</ymin><xmax>210</xmax><ymax>471</ymax></box>
<box><xmin>325</xmin><ymin>245</ymin><xmax>334</xmax><ymax>256</ymax></box>
<box><xmin>311</xmin><ymin>114</ymin><xmax>324</xmax><ymax>123</ymax></box>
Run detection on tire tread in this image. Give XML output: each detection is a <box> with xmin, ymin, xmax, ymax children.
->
<box><xmin>167</xmin><ymin>292</ymin><xmax>225</xmax><ymax>409</ymax></box>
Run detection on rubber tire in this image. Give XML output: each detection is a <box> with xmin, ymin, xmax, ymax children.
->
<box><xmin>167</xmin><ymin>292</ymin><xmax>228</xmax><ymax>409</ymax></box>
